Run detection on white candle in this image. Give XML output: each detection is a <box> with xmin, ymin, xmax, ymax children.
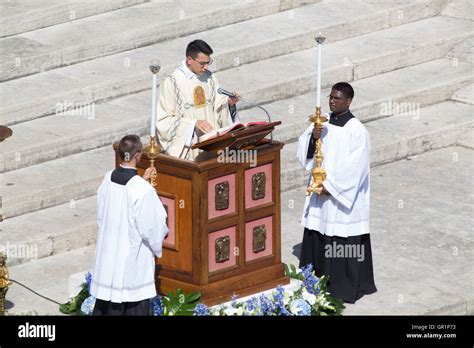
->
<box><xmin>150</xmin><ymin>73</ymin><xmax>157</xmax><ymax>137</ymax></box>
<box><xmin>316</xmin><ymin>42</ymin><xmax>322</xmax><ymax>107</ymax></box>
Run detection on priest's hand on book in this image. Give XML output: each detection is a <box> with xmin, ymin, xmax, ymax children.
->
<box><xmin>196</xmin><ymin>120</ymin><xmax>214</xmax><ymax>134</ymax></box>
<box><xmin>142</xmin><ymin>167</ymin><xmax>157</xmax><ymax>181</ymax></box>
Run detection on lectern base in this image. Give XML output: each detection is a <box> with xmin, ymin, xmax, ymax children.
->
<box><xmin>156</xmin><ymin>263</ymin><xmax>289</xmax><ymax>306</ymax></box>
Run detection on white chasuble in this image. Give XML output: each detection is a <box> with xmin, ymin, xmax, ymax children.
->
<box><xmin>91</xmin><ymin>171</ymin><xmax>169</xmax><ymax>303</ymax></box>
<box><xmin>297</xmin><ymin>117</ymin><xmax>371</xmax><ymax>238</ymax></box>
<box><xmin>156</xmin><ymin>61</ymin><xmax>236</xmax><ymax>160</ymax></box>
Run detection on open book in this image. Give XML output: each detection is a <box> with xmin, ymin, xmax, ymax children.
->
<box><xmin>198</xmin><ymin>121</ymin><xmax>269</xmax><ymax>142</ymax></box>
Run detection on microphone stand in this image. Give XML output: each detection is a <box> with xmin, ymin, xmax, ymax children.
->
<box><xmin>232</xmin><ymin>96</ymin><xmax>274</xmax><ymax>144</ymax></box>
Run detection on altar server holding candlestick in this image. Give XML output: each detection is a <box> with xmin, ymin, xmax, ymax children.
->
<box><xmin>91</xmin><ymin>134</ymin><xmax>169</xmax><ymax>315</ymax></box>
<box><xmin>296</xmin><ymin>37</ymin><xmax>377</xmax><ymax>303</ymax></box>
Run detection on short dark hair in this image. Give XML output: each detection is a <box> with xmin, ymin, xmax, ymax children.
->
<box><xmin>118</xmin><ymin>134</ymin><xmax>142</xmax><ymax>161</ymax></box>
<box><xmin>186</xmin><ymin>40</ymin><xmax>213</xmax><ymax>59</ymax></box>
<box><xmin>332</xmin><ymin>82</ymin><xmax>354</xmax><ymax>99</ymax></box>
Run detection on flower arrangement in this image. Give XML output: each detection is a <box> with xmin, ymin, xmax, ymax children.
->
<box><xmin>193</xmin><ymin>264</ymin><xmax>344</xmax><ymax>316</ymax></box>
<box><xmin>60</xmin><ymin>264</ymin><xmax>344</xmax><ymax>316</ymax></box>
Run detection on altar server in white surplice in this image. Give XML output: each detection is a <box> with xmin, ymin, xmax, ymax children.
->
<box><xmin>297</xmin><ymin>82</ymin><xmax>377</xmax><ymax>304</ymax></box>
<box><xmin>91</xmin><ymin>134</ymin><xmax>169</xmax><ymax>315</ymax></box>
<box><xmin>156</xmin><ymin>39</ymin><xmax>240</xmax><ymax>160</ymax></box>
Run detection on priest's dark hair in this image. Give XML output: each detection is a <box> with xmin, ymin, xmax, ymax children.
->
<box><xmin>332</xmin><ymin>82</ymin><xmax>354</xmax><ymax>100</ymax></box>
<box><xmin>118</xmin><ymin>134</ymin><xmax>142</xmax><ymax>161</ymax></box>
<box><xmin>186</xmin><ymin>40</ymin><xmax>213</xmax><ymax>59</ymax></box>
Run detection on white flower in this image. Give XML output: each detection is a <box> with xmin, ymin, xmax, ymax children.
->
<box><xmin>283</xmin><ymin>289</ymin><xmax>294</xmax><ymax>305</ymax></box>
<box><xmin>224</xmin><ymin>306</ymin><xmax>239</xmax><ymax>316</ymax></box>
<box><xmin>302</xmin><ymin>291</ymin><xmax>316</xmax><ymax>305</ymax></box>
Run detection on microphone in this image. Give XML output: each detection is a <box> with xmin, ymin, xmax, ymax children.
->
<box><xmin>217</xmin><ymin>87</ymin><xmax>237</xmax><ymax>98</ymax></box>
<box><xmin>217</xmin><ymin>87</ymin><xmax>274</xmax><ymax>143</ymax></box>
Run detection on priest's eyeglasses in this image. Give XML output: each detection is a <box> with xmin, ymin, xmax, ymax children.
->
<box><xmin>193</xmin><ymin>57</ymin><xmax>213</xmax><ymax>67</ymax></box>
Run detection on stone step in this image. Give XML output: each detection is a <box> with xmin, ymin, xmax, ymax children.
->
<box><xmin>0</xmin><ymin>0</ymin><xmax>147</xmax><ymax>38</ymax></box>
<box><xmin>450</xmin><ymin>82</ymin><xmax>473</xmax><ymax>104</ymax></box>
<box><xmin>448</xmin><ymin>36</ymin><xmax>474</xmax><ymax>64</ymax></box>
<box><xmin>2</xmin><ymin>56</ymin><xmax>472</xmax><ymax>173</ymax></box>
<box><xmin>2</xmin><ymin>99</ymin><xmax>471</xmax><ymax>247</ymax></box>
<box><xmin>0</xmin><ymin>1</ymin><xmax>455</xmax><ymax>125</ymax></box>
<box><xmin>0</xmin><ymin>0</ymin><xmax>320</xmax><ymax>82</ymax></box>
<box><xmin>441</xmin><ymin>0</ymin><xmax>473</xmax><ymax>20</ymax></box>
<box><xmin>456</xmin><ymin>132</ymin><xmax>474</xmax><ymax>149</ymax></box>
<box><xmin>0</xmin><ymin>196</ymin><xmax>97</xmax><ymax>267</ymax></box>
<box><xmin>4</xmin><ymin>245</ymin><xmax>95</xmax><ymax>315</ymax></box>
<box><xmin>2</xmin><ymin>146</ymin><xmax>115</xmax><ymax>219</ymax></box>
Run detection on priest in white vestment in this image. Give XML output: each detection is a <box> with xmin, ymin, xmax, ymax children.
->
<box><xmin>156</xmin><ymin>39</ymin><xmax>240</xmax><ymax>160</ymax></box>
<box><xmin>297</xmin><ymin>82</ymin><xmax>377</xmax><ymax>303</ymax></box>
<box><xmin>91</xmin><ymin>134</ymin><xmax>169</xmax><ymax>315</ymax></box>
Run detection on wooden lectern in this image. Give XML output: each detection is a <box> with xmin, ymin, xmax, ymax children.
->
<box><xmin>114</xmin><ymin>122</ymin><xmax>289</xmax><ymax>305</ymax></box>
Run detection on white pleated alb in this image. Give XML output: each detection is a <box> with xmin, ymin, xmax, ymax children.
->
<box><xmin>90</xmin><ymin>171</ymin><xmax>168</xmax><ymax>303</ymax></box>
<box><xmin>297</xmin><ymin>117</ymin><xmax>371</xmax><ymax>238</ymax></box>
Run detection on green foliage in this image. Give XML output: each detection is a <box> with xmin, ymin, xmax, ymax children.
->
<box><xmin>284</xmin><ymin>263</ymin><xmax>303</xmax><ymax>280</ymax></box>
<box><xmin>59</xmin><ymin>283</ymin><xmax>88</xmax><ymax>315</ymax></box>
<box><xmin>161</xmin><ymin>289</ymin><xmax>201</xmax><ymax>316</ymax></box>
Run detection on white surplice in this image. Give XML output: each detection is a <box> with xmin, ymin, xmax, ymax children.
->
<box><xmin>155</xmin><ymin>60</ymin><xmax>238</xmax><ymax>160</ymax></box>
<box><xmin>297</xmin><ymin>116</ymin><xmax>371</xmax><ymax>238</ymax></box>
<box><xmin>90</xmin><ymin>171</ymin><xmax>169</xmax><ymax>303</ymax></box>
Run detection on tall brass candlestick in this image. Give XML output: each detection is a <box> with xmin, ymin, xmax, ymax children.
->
<box><xmin>144</xmin><ymin>60</ymin><xmax>162</xmax><ymax>187</ymax></box>
<box><xmin>306</xmin><ymin>107</ymin><xmax>327</xmax><ymax>196</ymax></box>
<box><xmin>307</xmin><ymin>34</ymin><xmax>327</xmax><ymax>196</ymax></box>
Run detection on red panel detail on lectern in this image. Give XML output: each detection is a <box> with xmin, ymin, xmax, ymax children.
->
<box><xmin>245</xmin><ymin>163</ymin><xmax>273</xmax><ymax>209</ymax></box>
<box><xmin>208</xmin><ymin>173</ymin><xmax>236</xmax><ymax>219</ymax></box>
<box><xmin>208</xmin><ymin>227</ymin><xmax>236</xmax><ymax>273</ymax></box>
<box><xmin>245</xmin><ymin>216</ymin><xmax>273</xmax><ymax>262</ymax></box>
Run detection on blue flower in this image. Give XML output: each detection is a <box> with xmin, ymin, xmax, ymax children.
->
<box><xmin>85</xmin><ymin>272</ymin><xmax>92</xmax><ymax>293</ymax></box>
<box><xmin>301</xmin><ymin>264</ymin><xmax>320</xmax><ymax>294</ymax></box>
<box><xmin>193</xmin><ymin>303</ymin><xmax>211</xmax><ymax>316</ymax></box>
<box><xmin>289</xmin><ymin>298</ymin><xmax>311</xmax><ymax>316</ymax></box>
<box><xmin>81</xmin><ymin>295</ymin><xmax>96</xmax><ymax>315</ymax></box>
<box><xmin>244</xmin><ymin>297</ymin><xmax>259</xmax><ymax>315</ymax></box>
<box><xmin>150</xmin><ymin>296</ymin><xmax>164</xmax><ymax>316</ymax></box>
<box><xmin>273</xmin><ymin>286</ymin><xmax>290</xmax><ymax>316</ymax></box>
<box><xmin>258</xmin><ymin>294</ymin><xmax>276</xmax><ymax>316</ymax></box>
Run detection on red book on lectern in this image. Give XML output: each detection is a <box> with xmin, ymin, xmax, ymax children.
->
<box><xmin>199</xmin><ymin>121</ymin><xmax>268</xmax><ymax>142</ymax></box>
<box><xmin>192</xmin><ymin>121</ymin><xmax>281</xmax><ymax>154</ymax></box>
